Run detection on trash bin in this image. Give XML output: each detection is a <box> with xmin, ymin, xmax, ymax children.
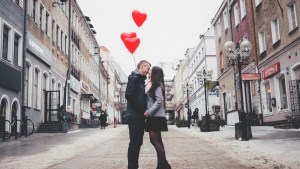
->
<box><xmin>235</xmin><ymin>122</ymin><xmax>252</xmax><ymax>140</ymax></box>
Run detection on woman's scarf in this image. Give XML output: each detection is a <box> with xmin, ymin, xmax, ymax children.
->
<box><xmin>145</xmin><ymin>79</ymin><xmax>152</xmax><ymax>94</ymax></box>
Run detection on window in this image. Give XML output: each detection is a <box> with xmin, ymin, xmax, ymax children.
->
<box><xmin>264</xmin><ymin>81</ymin><xmax>272</xmax><ymax>113</ymax></box>
<box><xmin>240</xmin><ymin>0</ymin><xmax>246</xmax><ymax>19</ymax></box>
<box><xmin>24</xmin><ymin>63</ymin><xmax>30</xmax><ymax>106</ymax></box>
<box><xmin>223</xmin><ymin>10</ymin><xmax>228</xmax><ymax>30</ymax></box>
<box><xmin>255</xmin><ymin>0</ymin><xmax>262</xmax><ymax>7</ymax></box>
<box><xmin>33</xmin><ymin>0</ymin><xmax>37</xmax><ymax>23</ymax></box>
<box><xmin>52</xmin><ymin>78</ymin><xmax>56</xmax><ymax>91</ymax></box>
<box><xmin>58</xmin><ymin>83</ymin><xmax>62</xmax><ymax>105</ymax></box>
<box><xmin>288</xmin><ymin>2</ymin><xmax>298</xmax><ymax>31</ymax></box>
<box><xmin>56</xmin><ymin>25</ymin><xmax>59</xmax><ymax>47</ymax></box>
<box><xmin>219</xmin><ymin>51</ymin><xmax>223</xmax><ymax>70</ymax></box>
<box><xmin>2</xmin><ymin>25</ymin><xmax>10</xmax><ymax>60</ymax></box>
<box><xmin>13</xmin><ymin>34</ymin><xmax>21</xmax><ymax>66</ymax></box>
<box><xmin>227</xmin><ymin>94</ymin><xmax>232</xmax><ymax>111</ymax></box>
<box><xmin>122</xmin><ymin>98</ymin><xmax>127</xmax><ymax>103</ymax></box>
<box><xmin>216</xmin><ymin>18</ymin><xmax>221</xmax><ymax>38</ymax></box>
<box><xmin>234</xmin><ymin>3</ymin><xmax>240</xmax><ymax>27</ymax></box>
<box><xmin>278</xmin><ymin>76</ymin><xmax>287</xmax><ymax>110</ymax></box>
<box><xmin>39</xmin><ymin>5</ymin><xmax>44</xmax><ymax>29</ymax></box>
<box><xmin>271</xmin><ymin>19</ymin><xmax>280</xmax><ymax>44</ymax></box>
<box><xmin>258</xmin><ymin>31</ymin><xmax>266</xmax><ymax>54</ymax></box>
<box><xmin>34</xmin><ymin>68</ymin><xmax>40</xmax><ymax>109</ymax></box>
<box><xmin>15</xmin><ymin>0</ymin><xmax>23</xmax><ymax>8</ymax></box>
<box><xmin>61</xmin><ymin>31</ymin><xmax>64</xmax><ymax>51</ymax></box>
<box><xmin>52</xmin><ymin>20</ymin><xmax>55</xmax><ymax>43</ymax></box>
<box><xmin>65</xmin><ymin>35</ymin><xmax>68</xmax><ymax>54</ymax></box>
<box><xmin>45</xmin><ymin>12</ymin><xmax>50</xmax><ymax>35</ymax></box>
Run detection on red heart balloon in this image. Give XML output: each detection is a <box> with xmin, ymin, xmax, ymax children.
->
<box><xmin>132</xmin><ymin>10</ymin><xmax>147</xmax><ymax>27</ymax></box>
<box><xmin>120</xmin><ymin>32</ymin><xmax>137</xmax><ymax>42</ymax></box>
<box><xmin>124</xmin><ymin>37</ymin><xmax>140</xmax><ymax>54</ymax></box>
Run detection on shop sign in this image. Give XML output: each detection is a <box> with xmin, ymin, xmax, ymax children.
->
<box><xmin>27</xmin><ymin>33</ymin><xmax>52</xmax><ymax>65</ymax></box>
<box><xmin>262</xmin><ymin>62</ymin><xmax>280</xmax><ymax>79</ymax></box>
<box><xmin>241</xmin><ymin>73</ymin><xmax>261</xmax><ymax>80</ymax></box>
<box><xmin>70</xmin><ymin>76</ymin><xmax>80</xmax><ymax>93</ymax></box>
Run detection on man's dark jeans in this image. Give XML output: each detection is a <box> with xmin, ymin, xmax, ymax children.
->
<box><xmin>127</xmin><ymin>118</ymin><xmax>145</xmax><ymax>169</ymax></box>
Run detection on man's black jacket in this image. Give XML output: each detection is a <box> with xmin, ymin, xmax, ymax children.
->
<box><xmin>125</xmin><ymin>70</ymin><xmax>147</xmax><ymax>119</ymax></box>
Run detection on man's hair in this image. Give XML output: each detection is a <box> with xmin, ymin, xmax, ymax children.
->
<box><xmin>137</xmin><ymin>60</ymin><xmax>151</xmax><ymax>69</ymax></box>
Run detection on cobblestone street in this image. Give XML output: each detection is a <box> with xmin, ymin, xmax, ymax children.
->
<box><xmin>0</xmin><ymin>125</ymin><xmax>253</xmax><ymax>169</ymax></box>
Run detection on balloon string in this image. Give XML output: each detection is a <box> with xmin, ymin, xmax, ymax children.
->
<box><xmin>133</xmin><ymin>53</ymin><xmax>137</xmax><ymax>67</ymax></box>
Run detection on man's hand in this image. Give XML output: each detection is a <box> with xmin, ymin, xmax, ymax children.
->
<box><xmin>144</xmin><ymin>112</ymin><xmax>150</xmax><ymax>117</ymax></box>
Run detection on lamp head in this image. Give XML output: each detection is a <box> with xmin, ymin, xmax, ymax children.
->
<box><xmin>240</xmin><ymin>39</ymin><xmax>252</xmax><ymax>57</ymax></box>
<box><xmin>224</xmin><ymin>41</ymin><xmax>236</xmax><ymax>59</ymax></box>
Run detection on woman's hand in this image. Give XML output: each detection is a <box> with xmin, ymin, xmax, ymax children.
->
<box><xmin>144</xmin><ymin>112</ymin><xmax>150</xmax><ymax>117</ymax></box>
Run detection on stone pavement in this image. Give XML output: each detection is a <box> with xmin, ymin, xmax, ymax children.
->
<box><xmin>3</xmin><ymin>124</ymin><xmax>298</xmax><ymax>169</ymax></box>
<box><xmin>0</xmin><ymin>125</ymin><xmax>253</xmax><ymax>169</ymax></box>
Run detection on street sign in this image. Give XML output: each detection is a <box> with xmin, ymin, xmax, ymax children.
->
<box><xmin>241</xmin><ymin>73</ymin><xmax>260</xmax><ymax>80</ymax></box>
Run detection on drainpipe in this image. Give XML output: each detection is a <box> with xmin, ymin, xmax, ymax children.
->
<box><xmin>21</xmin><ymin>0</ymin><xmax>28</xmax><ymax>121</ymax></box>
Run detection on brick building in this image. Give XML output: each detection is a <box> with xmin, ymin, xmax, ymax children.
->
<box><xmin>254</xmin><ymin>0</ymin><xmax>300</xmax><ymax>125</ymax></box>
<box><xmin>212</xmin><ymin>0</ymin><xmax>259</xmax><ymax>125</ymax></box>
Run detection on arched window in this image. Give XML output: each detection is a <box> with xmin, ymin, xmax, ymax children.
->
<box><xmin>57</xmin><ymin>82</ymin><xmax>62</xmax><ymax>105</ymax></box>
<box><xmin>33</xmin><ymin>67</ymin><xmax>41</xmax><ymax>109</ymax></box>
<box><xmin>0</xmin><ymin>99</ymin><xmax>7</xmax><ymax>117</ymax></box>
<box><xmin>25</xmin><ymin>62</ymin><xmax>30</xmax><ymax>106</ymax></box>
<box><xmin>278</xmin><ymin>75</ymin><xmax>287</xmax><ymax>110</ymax></box>
<box><xmin>52</xmin><ymin>78</ymin><xmax>56</xmax><ymax>91</ymax></box>
<box><xmin>11</xmin><ymin>101</ymin><xmax>18</xmax><ymax>119</ymax></box>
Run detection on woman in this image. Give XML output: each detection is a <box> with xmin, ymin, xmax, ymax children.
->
<box><xmin>192</xmin><ymin>108</ymin><xmax>199</xmax><ymax>123</ymax></box>
<box><xmin>144</xmin><ymin>66</ymin><xmax>171</xmax><ymax>169</ymax></box>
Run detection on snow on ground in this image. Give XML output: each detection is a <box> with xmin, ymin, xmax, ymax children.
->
<box><xmin>172</xmin><ymin>125</ymin><xmax>300</xmax><ymax>169</ymax></box>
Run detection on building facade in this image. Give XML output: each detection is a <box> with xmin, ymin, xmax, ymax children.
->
<box><xmin>254</xmin><ymin>0</ymin><xmax>300</xmax><ymax>125</ymax></box>
<box><xmin>188</xmin><ymin>27</ymin><xmax>219</xmax><ymax>121</ymax></box>
<box><xmin>0</xmin><ymin>0</ymin><xmax>24</xmax><ymax>126</ymax></box>
<box><xmin>212</xmin><ymin>0</ymin><xmax>259</xmax><ymax>125</ymax></box>
<box><xmin>22</xmin><ymin>0</ymin><xmax>102</xmax><ymax>129</ymax></box>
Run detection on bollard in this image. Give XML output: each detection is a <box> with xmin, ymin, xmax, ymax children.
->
<box><xmin>114</xmin><ymin>117</ymin><xmax>117</xmax><ymax>128</ymax></box>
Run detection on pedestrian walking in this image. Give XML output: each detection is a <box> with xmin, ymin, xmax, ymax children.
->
<box><xmin>192</xmin><ymin>108</ymin><xmax>199</xmax><ymax>123</ymax></box>
<box><xmin>125</xmin><ymin>60</ymin><xmax>151</xmax><ymax>169</ymax></box>
<box><xmin>144</xmin><ymin>66</ymin><xmax>172</xmax><ymax>169</ymax></box>
<box><xmin>99</xmin><ymin>111</ymin><xmax>107</xmax><ymax>129</ymax></box>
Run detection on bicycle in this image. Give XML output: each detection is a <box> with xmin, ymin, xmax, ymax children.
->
<box><xmin>10</xmin><ymin>116</ymin><xmax>34</xmax><ymax>138</ymax></box>
<box><xmin>0</xmin><ymin>117</ymin><xmax>12</xmax><ymax>141</ymax></box>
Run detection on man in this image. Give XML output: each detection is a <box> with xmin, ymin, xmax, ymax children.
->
<box><xmin>99</xmin><ymin>111</ymin><xmax>107</xmax><ymax>129</ymax></box>
<box><xmin>125</xmin><ymin>60</ymin><xmax>151</xmax><ymax>169</ymax></box>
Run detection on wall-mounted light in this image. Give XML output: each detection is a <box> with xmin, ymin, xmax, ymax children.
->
<box><xmin>52</xmin><ymin>0</ymin><xmax>67</xmax><ymax>7</ymax></box>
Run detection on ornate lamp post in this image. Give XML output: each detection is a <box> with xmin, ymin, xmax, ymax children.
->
<box><xmin>224</xmin><ymin>39</ymin><xmax>252</xmax><ymax>141</ymax></box>
<box><xmin>197</xmin><ymin>68</ymin><xmax>213</xmax><ymax>132</ymax></box>
<box><xmin>181</xmin><ymin>83</ymin><xmax>193</xmax><ymax>121</ymax></box>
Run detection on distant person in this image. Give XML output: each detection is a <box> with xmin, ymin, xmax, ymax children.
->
<box><xmin>144</xmin><ymin>66</ymin><xmax>171</xmax><ymax>169</ymax></box>
<box><xmin>192</xmin><ymin>108</ymin><xmax>199</xmax><ymax>123</ymax></box>
<box><xmin>125</xmin><ymin>60</ymin><xmax>151</xmax><ymax>169</ymax></box>
<box><xmin>99</xmin><ymin>111</ymin><xmax>107</xmax><ymax>129</ymax></box>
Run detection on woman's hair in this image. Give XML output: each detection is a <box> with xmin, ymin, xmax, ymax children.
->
<box><xmin>195</xmin><ymin>108</ymin><xmax>199</xmax><ymax>112</ymax></box>
<box><xmin>149</xmin><ymin>66</ymin><xmax>165</xmax><ymax>108</ymax></box>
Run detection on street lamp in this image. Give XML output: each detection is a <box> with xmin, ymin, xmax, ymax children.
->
<box><xmin>197</xmin><ymin>68</ymin><xmax>213</xmax><ymax>132</ymax></box>
<box><xmin>181</xmin><ymin>83</ymin><xmax>193</xmax><ymax>121</ymax></box>
<box><xmin>224</xmin><ymin>39</ymin><xmax>252</xmax><ymax>141</ymax></box>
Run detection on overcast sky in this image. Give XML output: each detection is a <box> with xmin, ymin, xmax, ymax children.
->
<box><xmin>77</xmin><ymin>0</ymin><xmax>223</xmax><ymax>75</ymax></box>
